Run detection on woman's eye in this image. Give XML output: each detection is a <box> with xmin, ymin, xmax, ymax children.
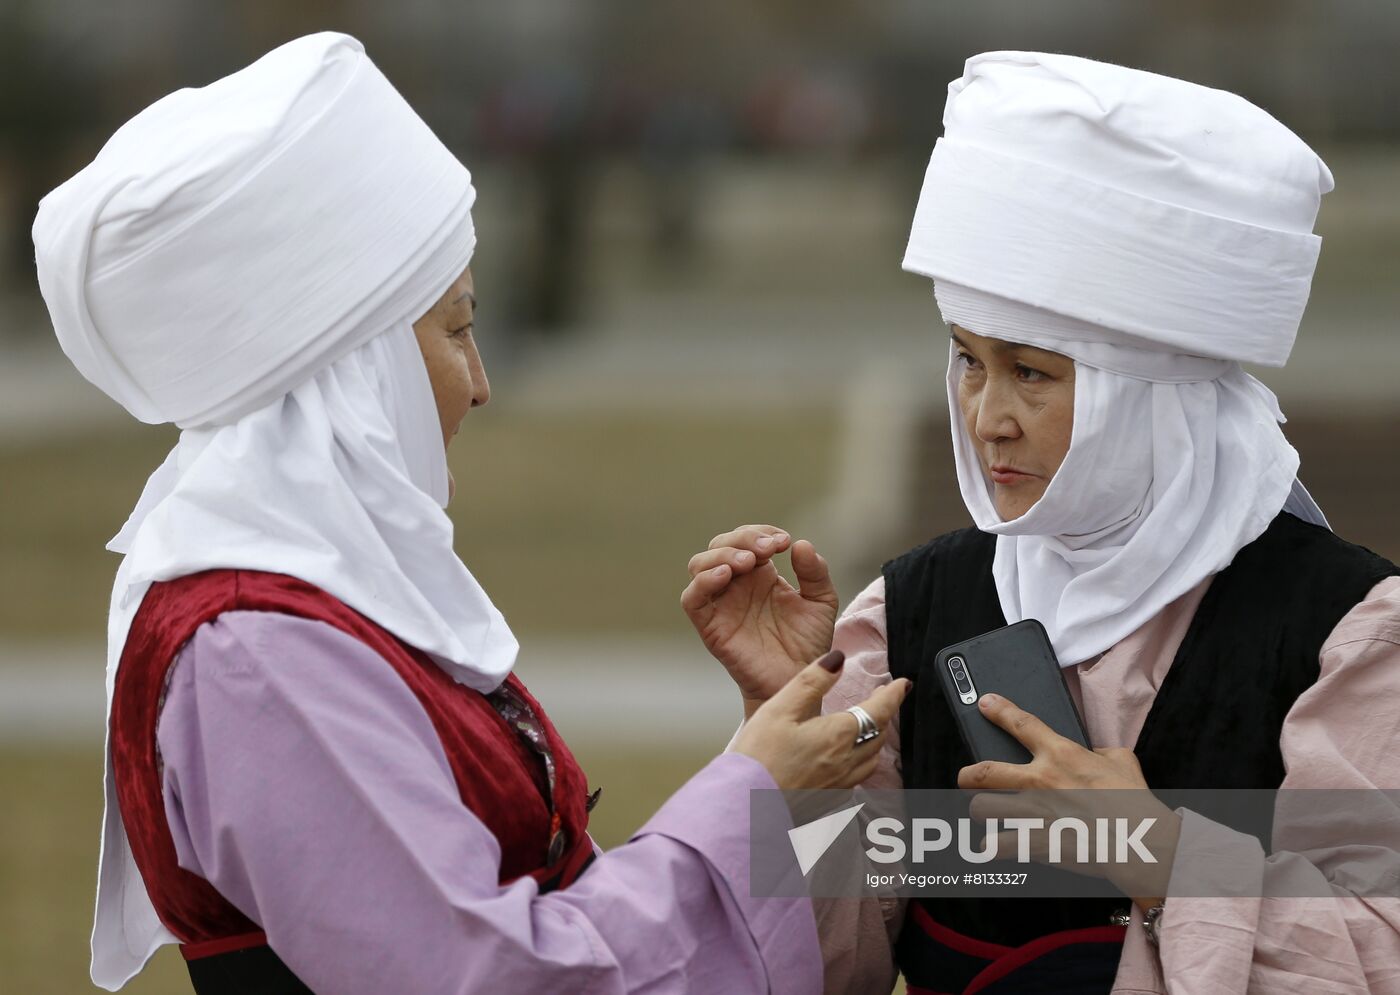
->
<box><xmin>450</xmin><ymin>324</ymin><xmax>472</xmax><ymax>341</ymax></box>
<box><xmin>956</xmin><ymin>351</ymin><xmax>980</xmax><ymax>369</ymax></box>
<box><xmin>1016</xmin><ymin>363</ymin><xmax>1048</xmax><ymax>382</ymax></box>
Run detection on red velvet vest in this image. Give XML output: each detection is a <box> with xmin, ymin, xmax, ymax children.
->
<box><xmin>111</xmin><ymin>568</ymin><xmax>594</xmax><ymax>967</ymax></box>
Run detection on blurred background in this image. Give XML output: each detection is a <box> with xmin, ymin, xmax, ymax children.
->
<box><xmin>1</xmin><ymin>1</ymin><xmax>1397</xmax><ymax>991</ymax></box>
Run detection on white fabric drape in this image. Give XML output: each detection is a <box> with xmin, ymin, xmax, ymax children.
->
<box><xmin>903</xmin><ymin>52</ymin><xmax>1332</xmax><ymax>369</ymax></box>
<box><xmin>939</xmin><ymin>281</ymin><xmax>1326</xmax><ymax>667</ymax></box>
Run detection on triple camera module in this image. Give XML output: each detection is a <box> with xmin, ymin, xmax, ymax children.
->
<box><xmin>947</xmin><ymin>654</ymin><xmax>978</xmax><ymax>705</ymax></box>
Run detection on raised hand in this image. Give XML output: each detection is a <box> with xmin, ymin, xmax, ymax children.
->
<box><xmin>681</xmin><ymin>524</ymin><xmax>840</xmax><ymax>709</ymax></box>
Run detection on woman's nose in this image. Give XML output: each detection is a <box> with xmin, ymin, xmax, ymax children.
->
<box><xmin>973</xmin><ymin>380</ymin><xmax>1020</xmax><ymax>443</ymax></box>
<box><xmin>468</xmin><ymin>341</ymin><xmax>490</xmax><ymax>408</ymax></box>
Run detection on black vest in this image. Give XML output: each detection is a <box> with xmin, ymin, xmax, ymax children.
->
<box><xmin>883</xmin><ymin>512</ymin><xmax>1397</xmax><ymax>992</ymax></box>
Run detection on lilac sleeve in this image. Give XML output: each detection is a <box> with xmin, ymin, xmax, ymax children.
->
<box><xmin>156</xmin><ymin>610</ymin><xmax>820</xmax><ymax>995</ymax></box>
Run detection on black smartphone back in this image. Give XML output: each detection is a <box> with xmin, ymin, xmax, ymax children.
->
<box><xmin>934</xmin><ymin>619</ymin><xmax>1090</xmax><ymax>765</ymax></box>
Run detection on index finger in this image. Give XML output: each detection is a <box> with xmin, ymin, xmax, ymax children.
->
<box><xmin>975</xmin><ymin>693</ymin><xmax>1060</xmax><ymax>755</ymax></box>
<box><xmin>847</xmin><ymin>677</ymin><xmax>912</xmax><ymax>731</ymax></box>
<box><xmin>957</xmin><ymin>759</ymin><xmax>1033</xmax><ymax>791</ymax></box>
<box><xmin>765</xmin><ymin>650</ymin><xmax>847</xmax><ymax>720</ymax></box>
<box><xmin>707</xmin><ymin>525</ymin><xmax>791</xmax><ymax>555</ymax></box>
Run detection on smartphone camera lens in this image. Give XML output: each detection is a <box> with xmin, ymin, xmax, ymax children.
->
<box><xmin>947</xmin><ymin>655</ymin><xmax>976</xmax><ymax>702</ymax></box>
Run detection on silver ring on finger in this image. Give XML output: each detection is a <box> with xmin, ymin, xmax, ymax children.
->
<box><xmin>845</xmin><ymin>705</ymin><xmax>880</xmax><ymax>746</ymax></box>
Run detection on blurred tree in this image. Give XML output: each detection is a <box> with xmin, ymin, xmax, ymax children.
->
<box><xmin>0</xmin><ymin>2</ymin><xmax>97</xmax><ymax>298</ymax></box>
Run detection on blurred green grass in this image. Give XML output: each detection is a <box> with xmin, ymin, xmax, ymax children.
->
<box><xmin>0</xmin><ymin>406</ymin><xmax>835</xmax><ymax>644</ymax></box>
<box><xmin>447</xmin><ymin>406</ymin><xmax>836</xmax><ymax>638</ymax></box>
<box><xmin>0</xmin><ymin>426</ymin><xmax>178</xmax><ymax>645</ymax></box>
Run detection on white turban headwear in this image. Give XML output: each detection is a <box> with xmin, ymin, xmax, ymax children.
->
<box><xmin>902</xmin><ymin>51</ymin><xmax>1332</xmax><ymax>667</ymax></box>
<box><xmin>32</xmin><ymin>32</ymin><xmax>517</xmax><ymax>989</ymax></box>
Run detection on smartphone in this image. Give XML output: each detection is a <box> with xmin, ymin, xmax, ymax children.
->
<box><xmin>934</xmin><ymin>619</ymin><xmax>1091</xmax><ymax>765</ymax></box>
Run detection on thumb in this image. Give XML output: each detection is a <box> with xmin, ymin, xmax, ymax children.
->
<box><xmin>766</xmin><ymin>649</ymin><xmax>845</xmax><ymax>719</ymax></box>
<box><xmin>791</xmin><ymin>539</ymin><xmax>838</xmax><ymax>608</ymax></box>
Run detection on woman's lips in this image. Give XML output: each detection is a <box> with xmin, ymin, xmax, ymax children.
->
<box><xmin>988</xmin><ymin>465</ymin><xmax>1035</xmax><ymax>485</ymax></box>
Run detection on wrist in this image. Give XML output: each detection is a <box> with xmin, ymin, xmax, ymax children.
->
<box><xmin>1107</xmin><ymin>806</ymin><xmax>1181</xmax><ymax>904</ymax></box>
<box><xmin>1140</xmin><ymin>900</ymin><xmax>1166</xmax><ymax>947</ymax></box>
<box><xmin>741</xmin><ymin>695</ymin><xmax>767</xmax><ymax>721</ymax></box>
<box><xmin>1132</xmin><ymin>894</ymin><xmax>1165</xmax><ymax>915</ymax></box>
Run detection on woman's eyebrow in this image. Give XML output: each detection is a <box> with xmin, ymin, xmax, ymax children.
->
<box><xmin>950</xmin><ymin>329</ymin><xmax>1008</xmax><ymax>354</ymax></box>
<box><xmin>453</xmin><ymin>290</ymin><xmax>477</xmax><ymax>311</ymax></box>
<box><xmin>951</xmin><ymin>329</ymin><xmax>1055</xmax><ymax>360</ymax></box>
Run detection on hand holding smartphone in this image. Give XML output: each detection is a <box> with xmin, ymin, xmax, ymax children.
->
<box><xmin>933</xmin><ymin>619</ymin><xmax>1090</xmax><ymax>765</ymax></box>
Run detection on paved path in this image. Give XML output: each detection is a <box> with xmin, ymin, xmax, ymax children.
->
<box><xmin>0</xmin><ymin>638</ymin><xmax>742</xmax><ymax>748</ymax></box>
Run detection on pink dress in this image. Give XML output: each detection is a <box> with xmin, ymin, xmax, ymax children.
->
<box><xmin>816</xmin><ymin>574</ymin><xmax>1400</xmax><ymax>994</ymax></box>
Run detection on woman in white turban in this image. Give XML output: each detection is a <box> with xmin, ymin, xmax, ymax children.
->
<box><xmin>34</xmin><ymin>32</ymin><xmax>909</xmax><ymax>995</ymax></box>
<box><xmin>685</xmin><ymin>52</ymin><xmax>1400</xmax><ymax>993</ymax></box>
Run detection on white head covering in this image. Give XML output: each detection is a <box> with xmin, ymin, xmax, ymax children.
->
<box><xmin>902</xmin><ymin>52</ymin><xmax>1332</xmax><ymax>666</ymax></box>
<box><xmin>32</xmin><ymin>33</ymin><xmax>516</xmax><ymax>989</ymax></box>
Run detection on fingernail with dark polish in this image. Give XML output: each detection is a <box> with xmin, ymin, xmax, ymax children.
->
<box><xmin>818</xmin><ymin>650</ymin><xmax>846</xmax><ymax>672</ymax></box>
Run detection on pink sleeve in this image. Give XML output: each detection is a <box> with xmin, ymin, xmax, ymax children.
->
<box><xmin>813</xmin><ymin>576</ymin><xmax>905</xmax><ymax>995</ymax></box>
<box><xmin>1153</xmin><ymin>577</ymin><xmax>1400</xmax><ymax>994</ymax></box>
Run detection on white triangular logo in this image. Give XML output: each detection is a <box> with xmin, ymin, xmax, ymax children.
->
<box><xmin>788</xmin><ymin>803</ymin><xmax>865</xmax><ymax>875</ymax></box>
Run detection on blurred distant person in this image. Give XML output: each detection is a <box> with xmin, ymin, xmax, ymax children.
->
<box><xmin>33</xmin><ymin>33</ymin><xmax>907</xmax><ymax>994</ymax></box>
<box><xmin>480</xmin><ymin>71</ymin><xmax>591</xmax><ymax>336</ymax></box>
<box><xmin>685</xmin><ymin>53</ymin><xmax>1400</xmax><ymax>993</ymax></box>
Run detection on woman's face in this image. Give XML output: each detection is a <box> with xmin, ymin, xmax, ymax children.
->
<box><xmin>952</xmin><ymin>324</ymin><xmax>1075</xmax><ymax>520</ymax></box>
<box><xmin>413</xmin><ymin>266</ymin><xmax>488</xmax><ymax>503</ymax></box>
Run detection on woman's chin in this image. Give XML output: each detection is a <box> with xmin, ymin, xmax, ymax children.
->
<box><xmin>995</xmin><ymin>503</ymin><xmax>1023</xmax><ymax>522</ymax></box>
<box><xmin>993</xmin><ymin>486</ymin><xmax>1042</xmax><ymax>522</ymax></box>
